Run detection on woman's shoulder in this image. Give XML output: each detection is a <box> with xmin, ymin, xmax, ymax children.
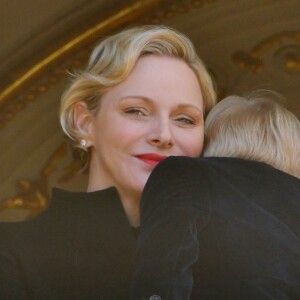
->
<box><xmin>0</xmin><ymin>188</ymin><xmax>110</xmax><ymax>236</ymax></box>
<box><xmin>0</xmin><ymin>186</ymin><xmax>123</xmax><ymax>249</ymax></box>
<box><xmin>0</xmin><ymin>216</ymin><xmax>43</xmax><ymax>251</ymax></box>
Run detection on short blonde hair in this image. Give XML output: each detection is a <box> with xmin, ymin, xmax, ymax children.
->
<box><xmin>203</xmin><ymin>91</ymin><xmax>300</xmax><ymax>178</ymax></box>
<box><xmin>60</xmin><ymin>25</ymin><xmax>216</xmax><ymax>147</ymax></box>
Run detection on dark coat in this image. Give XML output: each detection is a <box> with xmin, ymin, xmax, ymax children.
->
<box><xmin>0</xmin><ymin>187</ymin><xmax>137</xmax><ymax>300</ymax></box>
<box><xmin>132</xmin><ymin>157</ymin><xmax>300</xmax><ymax>300</ymax></box>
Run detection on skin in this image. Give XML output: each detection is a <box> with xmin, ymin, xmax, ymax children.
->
<box><xmin>75</xmin><ymin>55</ymin><xmax>205</xmax><ymax>226</ymax></box>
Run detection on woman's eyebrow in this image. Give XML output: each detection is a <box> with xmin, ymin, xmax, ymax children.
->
<box><xmin>176</xmin><ymin>104</ymin><xmax>203</xmax><ymax>113</ymax></box>
<box><xmin>119</xmin><ymin>96</ymin><xmax>153</xmax><ymax>103</ymax></box>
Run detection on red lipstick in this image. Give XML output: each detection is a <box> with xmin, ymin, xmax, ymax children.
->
<box><xmin>136</xmin><ymin>153</ymin><xmax>168</xmax><ymax>167</ymax></box>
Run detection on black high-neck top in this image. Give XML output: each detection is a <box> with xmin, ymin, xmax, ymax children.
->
<box><xmin>0</xmin><ymin>187</ymin><xmax>138</xmax><ymax>299</ymax></box>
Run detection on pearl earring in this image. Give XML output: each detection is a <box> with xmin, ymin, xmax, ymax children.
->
<box><xmin>80</xmin><ymin>139</ymin><xmax>87</xmax><ymax>147</ymax></box>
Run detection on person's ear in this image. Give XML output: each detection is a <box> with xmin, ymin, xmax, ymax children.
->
<box><xmin>73</xmin><ymin>101</ymin><xmax>94</xmax><ymax>146</ymax></box>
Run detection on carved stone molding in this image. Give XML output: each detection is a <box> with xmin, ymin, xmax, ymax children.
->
<box><xmin>232</xmin><ymin>31</ymin><xmax>300</xmax><ymax>73</ymax></box>
<box><xmin>0</xmin><ymin>141</ymin><xmax>84</xmax><ymax>218</ymax></box>
<box><xmin>0</xmin><ymin>0</ymin><xmax>161</xmax><ymax>129</ymax></box>
<box><xmin>274</xmin><ymin>44</ymin><xmax>300</xmax><ymax>73</ymax></box>
<box><xmin>145</xmin><ymin>0</ymin><xmax>217</xmax><ymax>23</ymax></box>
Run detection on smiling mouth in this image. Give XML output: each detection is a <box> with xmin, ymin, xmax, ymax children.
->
<box><xmin>136</xmin><ymin>153</ymin><xmax>168</xmax><ymax>167</ymax></box>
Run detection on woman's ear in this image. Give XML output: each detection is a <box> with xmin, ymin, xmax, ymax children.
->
<box><xmin>73</xmin><ymin>101</ymin><xmax>94</xmax><ymax>145</ymax></box>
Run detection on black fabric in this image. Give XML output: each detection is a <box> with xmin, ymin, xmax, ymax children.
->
<box><xmin>132</xmin><ymin>157</ymin><xmax>300</xmax><ymax>300</ymax></box>
<box><xmin>0</xmin><ymin>187</ymin><xmax>137</xmax><ymax>300</ymax></box>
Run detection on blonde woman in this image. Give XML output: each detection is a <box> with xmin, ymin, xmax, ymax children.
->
<box><xmin>0</xmin><ymin>26</ymin><xmax>216</xmax><ymax>299</ymax></box>
<box><xmin>133</xmin><ymin>92</ymin><xmax>300</xmax><ymax>300</ymax></box>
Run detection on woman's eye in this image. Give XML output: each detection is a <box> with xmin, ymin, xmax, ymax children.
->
<box><xmin>124</xmin><ymin>108</ymin><xmax>146</xmax><ymax>116</ymax></box>
<box><xmin>176</xmin><ymin>116</ymin><xmax>196</xmax><ymax>126</ymax></box>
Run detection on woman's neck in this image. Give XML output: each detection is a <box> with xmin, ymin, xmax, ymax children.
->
<box><xmin>87</xmin><ymin>157</ymin><xmax>141</xmax><ymax>226</ymax></box>
<box><xmin>118</xmin><ymin>190</ymin><xmax>141</xmax><ymax>227</ymax></box>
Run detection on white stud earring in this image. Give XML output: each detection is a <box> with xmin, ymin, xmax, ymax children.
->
<box><xmin>80</xmin><ymin>139</ymin><xmax>87</xmax><ymax>147</ymax></box>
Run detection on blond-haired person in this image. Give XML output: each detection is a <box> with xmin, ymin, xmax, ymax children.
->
<box><xmin>204</xmin><ymin>93</ymin><xmax>300</xmax><ymax>178</ymax></box>
<box><xmin>0</xmin><ymin>26</ymin><xmax>216</xmax><ymax>299</ymax></box>
<box><xmin>133</xmin><ymin>92</ymin><xmax>300</xmax><ymax>300</ymax></box>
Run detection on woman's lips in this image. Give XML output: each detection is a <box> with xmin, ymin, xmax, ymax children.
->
<box><xmin>136</xmin><ymin>153</ymin><xmax>168</xmax><ymax>167</ymax></box>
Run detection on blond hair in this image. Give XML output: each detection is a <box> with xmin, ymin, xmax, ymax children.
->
<box><xmin>60</xmin><ymin>25</ymin><xmax>216</xmax><ymax>147</ymax></box>
<box><xmin>204</xmin><ymin>91</ymin><xmax>300</xmax><ymax>178</ymax></box>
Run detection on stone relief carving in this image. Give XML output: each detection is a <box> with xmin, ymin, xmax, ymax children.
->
<box><xmin>232</xmin><ymin>31</ymin><xmax>300</xmax><ymax>73</ymax></box>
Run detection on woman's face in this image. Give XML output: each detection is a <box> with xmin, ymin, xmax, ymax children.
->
<box><xmin>87</xmin><ymin>55</ymin><xmax>204</xmax><ymax>200</ymax></box>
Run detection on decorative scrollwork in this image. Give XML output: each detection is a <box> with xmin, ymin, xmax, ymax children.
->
<box><xmin>146</xmin><ymin>0</ymin><xmax>217</xmax><ymax>23</ymax></box>
<box><xmin>0</xmin><ymin>0</ymin><xmax>220</xmax><ymax>130</ymax></box>
<box><xmin>0</xmin><ymin>141</ymin><xmax>84</xmax><ymax>219</ymax></box>
<box><xmin>0</xmin><ymin>53</ymin><xmax>87</xmax><ymax>130</ymax></box>
<box><xmin>0</xmin><ymin>0</ymin><xmax>162</xmax><ymax>129</ymax></box>
<box><xmin>274</xmin><ymin>44</ymin><xmax>300</xmax><ymax>73</ymax></box>
<box><xmin>232</xmin><ymin>31</ymin><xmax>300</xmax><ymax>73</ymax></box>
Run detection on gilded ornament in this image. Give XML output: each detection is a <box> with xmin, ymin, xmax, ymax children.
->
<box><xmin>233</xmin><ymin>31</ymin><xmax>300</xmax><ymax>73</ymax></box>
<box><xmin>0</xmin><ymin>141</ymin><xmax>86</xmax><ymax>218</ymax></box>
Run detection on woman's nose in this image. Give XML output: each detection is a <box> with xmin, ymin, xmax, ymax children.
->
<box><xmin>147</xmin><ymin>119</ymin><xmax>174</xmax><ymax>149</ymax></box>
